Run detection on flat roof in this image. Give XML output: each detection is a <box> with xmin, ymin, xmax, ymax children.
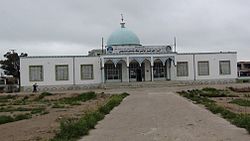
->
<box><xmin>177</xmin><ymin>51</ymin><xmax>237</xmax><ymax>55</ymax></box>
<box><xmin>21</xmin><ymin>51</ymin><xmax>237</xmax><ymax>59</ymax></box>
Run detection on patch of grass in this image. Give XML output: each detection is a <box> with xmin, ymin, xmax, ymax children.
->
<box><xmin>99</xmin><ymin>93</ymin><xmax>129</xmax><ymax>114</ymax></box>
<box><xmin>0</xmin><ymin>106</ymin><xmax>31</xmax><ymax>112</ymax></box>
<box><xmin>11</xmin><ymin>100</ymin><xmax>27</xmax><ymax>105</ymax></box>
<box><xmin>51</xmin><ymin>93</ymin><xmax>129</xmax><ymax>141</ymax></box>
<box><xmin>31</xmin><ymin>107</ymin><xmax>46</xmax><ymax>114</ymax></box>
<box><xmin>229</xmin><ymin>99</ymin><xmax>250</xmax><ymax>107</ymax></box>
<box><xmin>178</xmin><ymin>90</ymin><xmax>215</xmax><ymax>104</ymax></box>
<box><xmin>236</xmin><ymin>79</ymin><xmax>250</xmax><ymax>83</ymax></box>
<box><xmin>14</xmin><ymin>113</ymin><xmax>32</xmax><ymax>121</ymax></box>
<box><xmin>0</xmin><ymin>106</ymin><xmax>45</xmax><ymax>114</ymax></box>
<box><xmin>0</xmin><ymin>113</ymin><xmax>32</xmax><ymax>125</ymax></box>
<box><xmin>35</xmin><ymin>92</ymin><xmax>53</xmax><ymax>101</ymax></box>
<box><xmin>232</xmin><ymin>114</ymin><xmax>250</xmax><ymax>132</ymax></box>
<box><xmin>23</xmin><ymin>96</ymin><xmax>29</xmax><ymax>100</ymax></box>
<box><xmin>0</xmin><ymin>95</ymin><xmax>16</xmax><ymax>103</ymax></box>
<box><xmin>179</xmin><ymin>89</ymin><xmax>250</xmax><ymax>133</ymax></box>
<box><xmin>0</xmin><ymin>103</ymin><xmax>7</xmax><ymax>106</ymax></box>
<box><xmin>58</xmin><ymin>92</ymin><xmax>97</xmax><ymax>106</ymax></box>
<box><xmin>201</xmin><ymin>87</ymin><xmax>236</xmax><ymax>97</ymax></box>
<box><xmin>40</xmin><ymin>111</ymin><xmax>49</xmax><ymax>115</ymax></box>
<box><xmin>244</xmin><ymin>94</ymin><xmax>250</xmax><ymax>98</ymax></box>
<box><xmin>52</xmin><ymin>103</ymin><xmax>65</xmax><ymax>108</ymax></box>
<box><xmin>0</xmin><ymin>115</ymin><xmax>14</xmax><ymax>124</ymax></box>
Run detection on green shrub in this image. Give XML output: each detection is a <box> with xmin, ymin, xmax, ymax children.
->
<box><xmin>0</xmin><ymin>115</ymin><xmax>14</xmax><ymax>124</ymax></box>
<box><xmin>14</xmin><ymin>113</ymin><xmax>32</xmax><ymax>121</ymax></box>
<box><xmin>232</xmin><ymin>115</ymin><xmax>250</xmax><ymax>132</ymax></box>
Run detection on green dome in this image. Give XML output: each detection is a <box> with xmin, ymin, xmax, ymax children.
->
<box><xmin>107</xmin><ymin>23</ymin><xmax>140</xmax><ymax>46</ymax></box>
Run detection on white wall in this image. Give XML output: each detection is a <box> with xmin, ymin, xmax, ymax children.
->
<box><xmin>144</xmin><ymin>60</ymin><xmax>151</xmax><ymax>81</ymax></box>
<box><xmin>173</xmin><ymin>54</ymin><xmax>194</xmax><ymax>80</ymax></box>
<box><xmin>20</xmin><ymin>52</ymin><xmax>237</xmax><ymax>89</ymax></box>
<box><xmin>173</xmin><ymin>52</ymin><xmax>237</xmax><ymax>81</ymax></box>
<box><xmin>20</xmin><ymin>56</ymin><xmax>101</xmax><ymax>87</ymax></box>
<box><xmin>195</xmin><ymin>53</ymin><xmax>237</xmax><ymax>80</ymax></box>
<box><xmin>121</xmin><ymin>61</ymin><xmax>128</xmax><ymax>82</ymax></box>
<box><xmin>74</xmin><ymin>57</ymin><xmax>101</xmax><ymax>85</ymax></box>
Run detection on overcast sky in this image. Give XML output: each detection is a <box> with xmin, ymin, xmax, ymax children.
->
<box><xmin>0</xmin><ymin>0</ymin><xmax>249</xmax><ymax>60</ymax></box>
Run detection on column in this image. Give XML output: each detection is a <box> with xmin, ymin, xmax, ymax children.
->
<box><xmin>126</xmin><ymin>56</ymin><xmax>130</xmax><ymax>82</ymax></box>
<box><xmin>127</xmin><ymin>67</ymin><xmax>129</xmax><ymax>82</ymax></box>
<box><xmin>151</xmin><ymin>56</ymin><xmax>154</xmax><ymax>82</ymax></box>
<box><xmin>101</xmin><ymin>58</ymin><xmax>105</xmax><ymax>83</ymax></box>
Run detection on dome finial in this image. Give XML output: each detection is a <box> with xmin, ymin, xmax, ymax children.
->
<box><xmin>120</xmin><ymin>14</ymin><xmax>125</xmax><ymax>28</ymax></box>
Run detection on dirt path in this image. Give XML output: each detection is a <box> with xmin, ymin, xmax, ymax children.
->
<box><xmin>80</xmin><ymin>86</ymin><xmax>250</xmax><ymax>141</ymax></box>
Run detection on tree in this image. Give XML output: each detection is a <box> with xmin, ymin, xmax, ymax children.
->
<box><xmin>0</xmin><ymin>50</ymin><xmax>27</xmax><ymax>85</ymax></box>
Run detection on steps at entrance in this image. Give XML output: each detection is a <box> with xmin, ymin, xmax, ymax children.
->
<box><xmin>101</xmin><ymin>81</ymin><xmax>187</xmax><ymax>89</ymax></box>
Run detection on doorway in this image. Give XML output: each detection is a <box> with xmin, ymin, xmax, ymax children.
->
<box><xmin>129</xmin><ymin>61</ymin><xmax>144</xmax><ymax>82</ymax></box>
<box><xmin>136</xmin><ymin>68</ymin><xmax>142</xmax><ymax>82</ymax></box>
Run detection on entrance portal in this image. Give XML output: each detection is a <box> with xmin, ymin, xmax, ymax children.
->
<box><xmin>129</xmin><ymin>61</ymin><xmax>144</xmax><ymax>82</ymax></box>
<box><xmin>136</xmin><ymin>68</ymin><xmax>142</xmax><ymax>81</ymax></box>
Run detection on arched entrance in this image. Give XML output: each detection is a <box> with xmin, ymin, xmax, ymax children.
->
<box><xmin>153</xmin><ymin>58</ymin><xmax>172</xmax><ymax>80</ymax></box>
<box><xmin>104</xmin><ymin>60</ymin><xmax>122</xmax><ymax>82</ymax></box>
<box><xmin>129</xmin><ymin>60</ymin><xmax>142</xmax><ymax>82</ymax></box>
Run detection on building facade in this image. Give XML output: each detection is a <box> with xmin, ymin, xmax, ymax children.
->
<box><xmin>20</xmin><ymin>21</ymin><xmax>237</xmax><ymax>91</ymax></box>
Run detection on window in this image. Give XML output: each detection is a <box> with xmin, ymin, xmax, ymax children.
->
<box><xmin>81</xmin><ymin>65</ymin><xmax>94</xmax><ymax>80</ymax></box>
<box><xmin>55</xmin><ymin>65</ymin><xmax>69</xmax><ymax>80</ymax></box>
<box><xmin>29</xmin><ymin>66</ymin><xmax>43</xmax><ymax>81</ymax></box>
<box><xmin>198</xmin><ymin>61</ymin><xmax>209</xmax><ymax>76</ymax></box>
<box><xmin>177</xmin><ymin>62</ymin><xmax>188</xmax><ymax>76</ymax></box>
<box><xmin>220</xmin><ymin>61</ymin><xmax>231</xmax><ymax>75</ymax></box>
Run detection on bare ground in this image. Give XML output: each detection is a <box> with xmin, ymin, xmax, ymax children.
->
<box><xmin>0</xmin><ymin>92</ymin><xmax>110</xmax><ymax>141</ymax></box>
<box><xmin>1</xmin><ymin>83</ymin><xmax>250</xmax><ymax>141</ymax></box>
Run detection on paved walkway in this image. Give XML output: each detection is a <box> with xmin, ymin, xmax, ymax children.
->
<box><xmin>80</xmin><ymin>87</ymin><xmax>250</xmax><ymax>141</ymax></box>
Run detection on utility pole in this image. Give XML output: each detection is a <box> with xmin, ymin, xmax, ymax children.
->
<box><xmin>174</xmin><ymin>37</ymin><xmax>177</xmax><ymax>52</ymax></box>
<box><xmin>101</xmin><ymin>37</ymin><xmax>104</xmax><ymax>54</ymax></box>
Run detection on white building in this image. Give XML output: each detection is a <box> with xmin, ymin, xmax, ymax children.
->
<box><xmin>20</xmin><ymin>20</ymin><xmax>237</xmax><ymax>92</ymax></box>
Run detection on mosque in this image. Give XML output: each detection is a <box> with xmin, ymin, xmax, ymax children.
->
<box><xmin>20</xmin><ymin>19</ymin><xmax>237</xmax><ymax>91</ymax></box>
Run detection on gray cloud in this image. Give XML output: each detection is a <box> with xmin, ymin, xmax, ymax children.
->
<box><xmin>0</xmin><ymin>0</ymin><xmax>250</xmax><ymax>60</ymax></box>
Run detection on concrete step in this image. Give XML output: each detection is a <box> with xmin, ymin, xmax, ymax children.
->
<box><xmin>101</xmin><ymin>81</ymin><xmax>187</xmax><ymax>89</ymax></box>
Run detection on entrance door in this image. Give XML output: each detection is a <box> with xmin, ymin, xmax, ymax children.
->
<box><xmin>129</xmin><ymin>62</ymin><xmax>144</xmax><ymax>82</ymax></box>
<box><xmin>136</xmin><ymin>68</ymin><xmax>142</xmax><ymax>81</ymax></box>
